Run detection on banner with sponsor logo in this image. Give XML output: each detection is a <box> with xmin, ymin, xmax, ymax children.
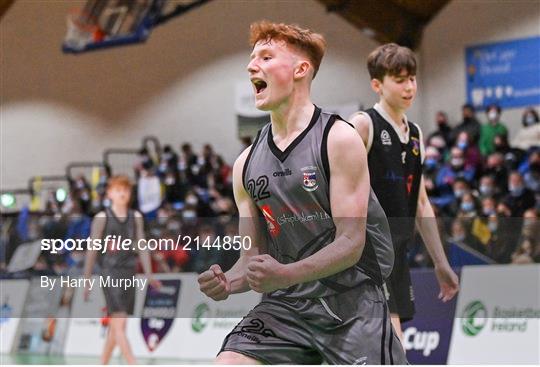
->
<box><xmin>0</xmin><ymin>279</ymin><xmax>30</xmax><ymax>353</ymax></box>
<box><xmin>402</xmin><ymin>268</ymin><xmax>460</xmax><ymax>364</ymax></box>
<box><xmin>448</xmin><ymin>264</ymin><xmax>540</xmax><ymax>364</ymax></box>
<box><xmin>465</xmin><ymin>36</ymin><xmax>540</xmax><ymax>109</ymax></box>
<box><xmin>127</xmin><ymin>275</ymin><xmax>183</xmax><ymax>358</ymax></box>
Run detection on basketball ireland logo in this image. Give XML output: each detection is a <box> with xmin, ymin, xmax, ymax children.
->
<box><xmin>461</xmin><ymin>300</ymin><xmax>487</xmax><ymax>336</ymax></box>
<box><xmin>191</xmin><ymin>303</ymin><xmax>210</xmax><ymax>333</ymax></box>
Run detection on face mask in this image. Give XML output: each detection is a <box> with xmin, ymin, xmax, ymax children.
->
<box><xmin>457</xmin><ymin>141</ymin><xmax>468</xmax><ymax>150</ymax></box>
<box><xmin>488</xmin><ymin>110</ymin><xmax>498</xmax><ymax>122</ymax></box>
<box><xmin>523</xmin><ymin>218</ymin><xmax>536</xmax><ymax>228</ymax></box>
<box><xmin>483</xmin><ymin>208</ymin><xmax>495</xmax><ymax>216</ymax></box>
<box><xmin>479</xmin><ymin>185</ymin><xmax>493</xmax><ymax>196</ymax></box>
<box><xmin>454</xmin><ymin>189</ymin><xmax>466</xmax><ymax>198</ymax></box>
<box><xmin>452</xmin><ymin>234</ymin><xmax>465</xmax><ymax>242</ymax></box>
<box><xmin>461</xmin><ymin>202</ymin><xmax>474</xmax><ymax>212</ymax></box>
<box><xmin>425</xmin><ymin>158</ymin><xmax>437</xmax><ymax>169</ymax></box>
<box><xmin>182</xmin><ymin>210</ymin><xmax>197</xmax><ymax>220</ymax></box>
<box><xmin>451</xmin><ymin>158</ymin><xmax>464</xmax><ymax>168</ymax></box>
<box><xmin>165</xmin><ymin>176</ymin><xmax>175</xmax><ymax>185</ymax></box>
<box><xmin>103</xmin><ymin>198</ymin><xmax>111</xmax><ymax>208</ymax></box>
<box><xmin>488</xmin><ymin>221</ymin><xmax>498</xmax><ymax>232</ymax></box>
<box><xmin>509</xmin><ymin>185</ymin><xmax>524</xmax><ymax>197</ymax></box>
<box><xmin>524</xmin><ymin>114</ymin><xmax>537</xmax><ymax>126</ymax></box>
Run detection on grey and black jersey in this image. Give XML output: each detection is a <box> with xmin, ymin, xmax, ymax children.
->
<box><xmin>98</xmin><ymin>208</ymin><xmax>138</xmax><ymax>271</ymax></box>
<box><xmin>242</xmin><ymin>106</ymin><xmax>394</xmax><ymax>299</ymax></box>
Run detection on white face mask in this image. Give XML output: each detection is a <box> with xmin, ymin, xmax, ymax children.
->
<box><xmin>488</xmin><ymin>110</ymin><xmax>498</xmax><ymax>122</ymax></box>
<box><xmin>524</xmin><ymin>114</ymin><xmax>536</xmax><ymax>126</ymax></box>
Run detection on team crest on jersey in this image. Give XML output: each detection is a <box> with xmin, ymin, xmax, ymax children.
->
<box><xmin>301</xmin><ymin>166</ymin><xmax>319</xmax><ymax>192</ymax></box>
<box><xmin>411</xmin><ymin>137</ymin><xmax>420</xmax><ymax>156</ymax></box>
<box><xmin>381</xmin><ymin>130</ymin><xmax>392</xmax><ymax>145</ymax></box>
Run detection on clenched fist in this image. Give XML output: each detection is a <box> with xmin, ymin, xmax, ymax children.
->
<box><xmin>246</xmin><ymin>254</ymin><xmax>291</xmax><ymax>293</ymax></box>
<box><xmin>198</xmin><ymin>264</ymin><xmax>231</xmax><ymax>301</ymax></box>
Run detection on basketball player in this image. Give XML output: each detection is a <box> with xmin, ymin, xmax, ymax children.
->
<box><xmin>198</xmin><ymin>21</ymin><xmax>407</xmax><ymax>364</ymax></box>
<box><xmin>83</xmin><ymin>175</ymin><xmax>160</xmax><ymax>365</ymax></box>
<box><xmin>349</xmin><ymin>44</ymin><xmax>459</xmax><ymax>341</ymax></box>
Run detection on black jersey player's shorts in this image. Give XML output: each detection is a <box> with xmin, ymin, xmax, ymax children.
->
<box><xmin>383</xmin><ymin>245</ymin><xmax>416</xmax><ymax>322</ymax></box>
<box><xmin>219</xmin><ymin>281</ymin><xmax>407</xmax><ymax>364</ymax></box>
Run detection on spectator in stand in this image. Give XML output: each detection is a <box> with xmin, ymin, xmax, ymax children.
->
<box><xmin>503</xmin><ymin>172</ymin><xmax>536</xmax><ymax>217</ymax></box>
<box><xmin>479</xmin><ymin>104</ymin><xmax>508</xmax><ymax>156</ymax></box>
<box><xmin>180</xmin><ymin>143</ymin><xmax>199</xmax><ymax>186</ymax></box>
<box><xmin>423</xmin><ymin>146</ymin><xmax>441</xmax><ymax>196</ymax></box>
<box><xmin>450</xmin><ymin>103</ymin><xmax>481</xmax><ymax>145</ymax></box>
<box><xmin>135</xmin><ymin>148</ymin><xmax>154</xmax><ymax>177</ymax></box>
<box><xmin>493</xmin><ymin>134</ymin><xmax>526</xmax><ymax>171</ymax></box>
<box><xmin>159</xmin><ymin>145</ymin><xmax>179</xmax><ymax>178</ymax></box>
<box><xmin>164</xmin><ymin>172</ymin><xmax>186</xmax><ymax>208</ymax></box>
<box><xmin>477</xmin><ymin>175</ymin><xmax>502</xmax><ymax>200</ymax></box>
<box><xmin>457</xmin><ymin>192</ymin><xmax>479</xmax><ymax>220</ymax></box>
<box><xmin>137</xmin><ymin>163</ymin><xmax>162</xmax><ymax>221</ymax></box>
<box><xmin>427</xmin><ymin>134</ymin><xmax>448</xmax><ymax>159</ymax></box>
<box><xmin>456</xmin><ymin>131</ymin><xmax>482</xmax><ymax>171</ymax></box>
<box><xmin>428</xmin><ymin>111</ymin><xmax>453</xmax><ymax>147</ymax></box>
<box><xmin>483</xmin><ymin>152</ymin><xmax>509</xmax><ymax>194</ymax></box>
<box><xmin>436</xmin><ymin>147</ymin><xmax>476</xmax><ymax>196</ymax></box>
<box><xmin>481</xmin><ymin>196</ymin><xmax>498</xmax><ymax>218</ymax></box>
<box><xmin>521</xmin><ymin>107</ymin><xmax>540</xmax><ymax>127</ymax></box>
<box><xmin>511</xmin><ymin>208</ymin><xmax>539</xmax><ymax>264</ymax></box>
<box><xmin>512</xmin><ymin>108</ymin><xmax>540</xmax><ymax>150</ymax></box>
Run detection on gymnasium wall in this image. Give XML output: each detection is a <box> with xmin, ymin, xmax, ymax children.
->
<box><xmin>2</xmin><ymin>0</ymin><xmax>539</xmax><ymax>189</ymax></box>
<box><xmin>419</xmin><ymin>0</ymin><xmax>540</xmax><ymax>136</ymax></box>
<box><xmin>1</xmin><ymin>0</ymin><xmax>380</xmax><ymax>189</ymax></box>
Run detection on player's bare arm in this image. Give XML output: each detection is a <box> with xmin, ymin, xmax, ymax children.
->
<box><xmin>348</xmin><ymin>112</ymin><xmax>371</xmax><ymax>146</ymax></box>
<box><xmin>415</xmin><ymin>175</ymin><xmax>459</xmax><ymax>301</ymax></box>
<box><xmin>198</xmin><ymin>146</ymin><xmax>265</xmax><ymax>299</ymax></box>
<box><xmin>255</xmin><ymin>120</ymin><xmax>369</xmax><ymax>289</ymax></box>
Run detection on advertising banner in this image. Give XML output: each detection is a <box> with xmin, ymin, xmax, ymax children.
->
<box><xmin>448</xmin><ymin>264</ymin><xmax>540</xmax><ymax>364</ymax></box>
<box><xmin>402</xmin><ymin>268</ymin><xmax>460</xmax><ymax>364</ymax></box>
<box><xmin>465</xmin><ymin>36</ymin><xmax>540</xmax><ymax>109</ymax></box>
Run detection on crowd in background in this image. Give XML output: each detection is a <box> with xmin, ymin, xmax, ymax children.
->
<box><xmin>1</xmin><ymin>104</ymin><xmax>539</xmax><ymax>279</ymax></box>
<box><xmin>416</xmin><ymin>104</ymin><xmax>540</xmax><ymax>266</ymax></box>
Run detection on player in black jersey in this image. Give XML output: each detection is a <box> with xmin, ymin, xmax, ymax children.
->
<box><xmin>349</xmin><ymin>43</ymin><xmax>460</xmax><ymax>341</ymax></box>
<box><xmin>198</xmin><ymin>22</ymin><xmax>406</xmax><ymax>364</ymax></box>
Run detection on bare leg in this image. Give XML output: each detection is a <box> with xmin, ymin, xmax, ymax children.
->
<box><xmin>110</xmin><ymin>313</ymin><xmax>136</xmax><ymax>365</ymax></box>
<box><xmin>216</xmin><ymin>351</ymin><xmax>262</xmax><ymax>365</ymax></box>
<box><xmin>100</xmin><ymin>326</ymin><xmax>116</xmax><ymax>365</ymax></box>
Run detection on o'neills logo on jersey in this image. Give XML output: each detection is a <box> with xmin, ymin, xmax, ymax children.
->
<box><xmin>301</xmin><ymin>166</ymin><xmax>319</xmax><ymax>192</ymax></box>
<box><xmin>273</xmin><ymin>168</ymin><xmax>292</xmax><ymax>177</ymax></box>
<box><xmin>261</xmin><ymin>204</ymin><xmax>280</xmax><ymax>237</ymax></box>
<box><xmin>381</xmin><ymin>130</ymin><xmax>392</xmax><ymax>145</ymax></box>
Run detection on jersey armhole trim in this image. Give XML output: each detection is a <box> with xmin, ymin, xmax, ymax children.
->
<box><xmin>321</xmin><ymin>114</ymin><xmax>338</xmax><ymax>187</ymax></box>
<box><xmin>242</xmin><ymin>129</ymin><xmax>262</xmax><ymax>192</ymax></box>
<box><xmin>366</xmin><ymin>113</ymin><xmax>374</xmax><ymax>154</ymax></box>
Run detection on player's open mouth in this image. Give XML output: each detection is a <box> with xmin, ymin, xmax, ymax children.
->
<box><xmin>252</xmin><ymin>79</ymin><xmax>267</xmax><ymax>95</ymax></box>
